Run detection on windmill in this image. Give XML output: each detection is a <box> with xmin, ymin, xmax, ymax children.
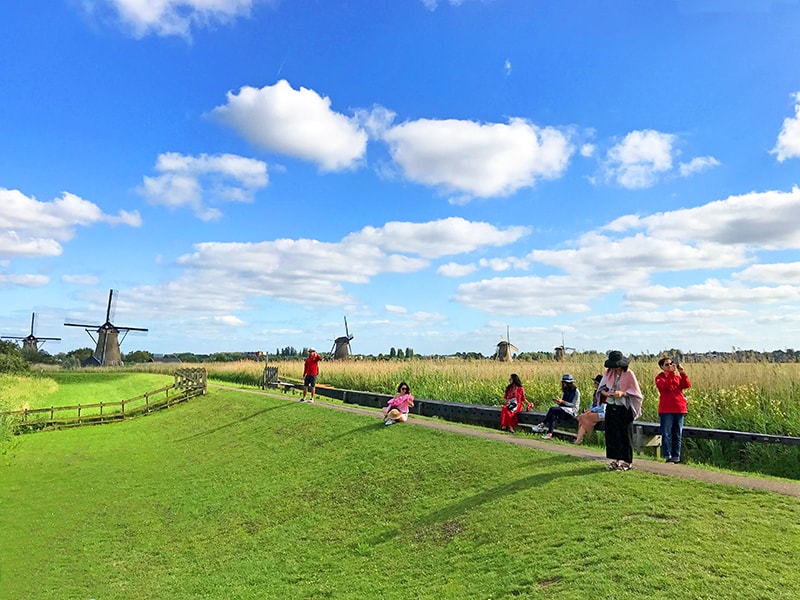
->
<box><xmin>64</xmin><ymin>289</ymin><xmax>148</xmax><ymax>367</ymax></box>
<box><xmin>554</xmin><ymin>333</ymin><xmax>576</xmax><ymax>361</ymax></box>
<box><xmin>2</xmin><ymin>312</ymin><xmax>61</xmax><ymax>351</ymax></box>
<box><xmin>330</xmin><ymin>316</ymin><xmax>354</xmax><ymax>360</ymax></box>
<box><xmin>495</xmin><ymin>325</ymin><xmax>519</xmax><ymax>362</ymax></box>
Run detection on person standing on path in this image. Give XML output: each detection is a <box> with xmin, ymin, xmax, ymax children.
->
<box><xmin>656</xmin><ymin>357</ymin><xmax>691</xmax><ymax>463</ymax></box>
<box><xmin>599</xmin><ymin>350</ymin><xmax>643</xmax><ymax>471</ymax></box>
<box><xmin>301</xmin><ymin>348</ymin><xmax>322</xmax><ymax>402</ymax></box>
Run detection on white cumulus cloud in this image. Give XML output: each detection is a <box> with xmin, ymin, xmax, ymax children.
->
<box><xmin>211</xmin><ymin>80</ymin><xmax>368</xmax><ymax>172</ymax></box>
<box><xmin>0</xmin><ymin>188</ymin><xmax>141</xmax><ymax>260</ymax></box>
<box><xmin>603</xmin><ymin>129</ymin><xmax>676</xmax><ymax>189</ymax></box>
<box><xmin>382</xmin><ymin>117</ymin><xmax>573</xmax><ymax>200</ymax></box>
<box><xmin>771</xmin><ymin>91</ymin><xmax>800</xmax><ymax>162</ymax></box>
<box><xmin>138</xmin><ymin>152</ymin><xmax>268</xmax><ymax>221</ymax></box>
<box><xmin>90</xmin><ymin>0</ymin><xmax>257</xmax><ymax>38</ymax></box>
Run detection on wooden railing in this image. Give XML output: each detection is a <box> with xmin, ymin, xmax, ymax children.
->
<box><xmin>0</xmin><ymin>368</ymin><xmax>207</xmax><ymax>432</ymax></box>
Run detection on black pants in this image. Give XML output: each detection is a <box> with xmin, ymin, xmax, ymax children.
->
<box><xmin>544</xmin><ymin>406</ymin><xmax>573</xmax><ymax>433</ymax></box>
<box><xmin>605</xmin><ymin>404</ymin><xmax>634</xmax><ymax>463</ymax></box>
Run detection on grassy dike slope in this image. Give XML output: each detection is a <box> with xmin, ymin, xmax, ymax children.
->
<box><xmin>1</xmin><ymin>388</ymin><xmax>799</xmax><ymax>599</ymax></box>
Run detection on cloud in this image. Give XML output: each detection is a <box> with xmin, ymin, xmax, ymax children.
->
<box><xmin>62</xmin><ymin>274</ymin><xmax>100</xmax><ymax>285</ymax></box>
<box><xmin>504</xmin><ymin>59</ymin><xmax>512</xmax><ymax>76</ymax></box>
<box><xmin>735</xmin><ymin>262</ymin><xmax>800</xmax><ymax>283</ymax></box>
<box><xmin>679</xmin><ymin>155</ymin><xmax>721</xmax><ymax>176</ymax></box>
<box><xmin>625</xmin><ymin>279</ymin><xmax>800</xmax><ymax>307</ymax></box>
<box><xmin>382</xmin><ymin>117</ymin><xmax>574</xmax><ymax>199</ymax></box>
<box><xmin>0</xmin><ymin>273</ymin><xmax>49</xmax><ymax>287</ymax></box>
<box><xmin>438</xmin><ymin>262</ymin><xmax>478</xmax><ymax>277</ymax></box>
<box><xmin>603</xmin><ymin>129</ymin><xmax>676</xmax><ymax>188</ymax></box>
<box><xmin>603</xmin><ymin>187</ymin><xmax>800</xmax><ymax>249</ymax></box>
<box><xmin>211</xmin><ymin>80</ymin><xmax>368</xmax><ymax>171</ymax></box>
<box><xmin>0</xmin><ymin>188</ymin><xmax>141</xmax><ymax>260</ymax></box>
<box><xmin>454</xmin><ymin>274</ymin><xmax>601</xmax><ymax>316</ymax></box>
<box><xmin>137</xmin><ymin>152</ymin><xmax>268</xmax><ymax>221</ymax></box>
<box><xmin>348</xmin><ymin>217</ymin><xmax>529</xmax><ymax>259</ymax></box>
<box><xmin>771</xmin><ymin>91</ymin><xmax>800</xmax><ymax>162</ymax></box>
<box><xmin>122</xmin><ymin>217</ymin><xmax>523</xmax><ymax>316</ymax></box>
<box><xmin>385</xmin><ymin>305</ymin><xmax>408</xmax><ymax>315</ymax></box>
<box><xmin>421</xmin><ymin>0</ymin><xmax>466</xmax><ymax>10</ymax></box>
<box><xmin>90</xmin><ymin>0</ymin><xmax>257</xmax><ymax>38</ymax></box>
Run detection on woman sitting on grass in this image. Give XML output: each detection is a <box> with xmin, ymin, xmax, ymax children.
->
<box><xmin>383</xmin><ymin>382</ymin><xmax>415</xmax><ymax>426</ymax></box>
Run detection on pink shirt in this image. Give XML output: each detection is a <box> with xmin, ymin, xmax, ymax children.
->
<box><xmin>388</xmin><ymin>393</ymin><xmax>415</xmax><ymax>414</ymax></box>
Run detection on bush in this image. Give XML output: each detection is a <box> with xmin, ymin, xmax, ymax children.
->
<box><xmin>0</xmin><ymin>341</ymin><xmax>29</xmax><ymax>375</ymax></box>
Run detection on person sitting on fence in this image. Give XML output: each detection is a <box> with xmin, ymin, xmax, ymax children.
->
<box><xmin>575</xmin><ymin>374</ymin><xmax>606</xmax><ymax>445</ymax></box>
<box><xmin>383</xmin><ymin>382</ymin><xmax>415</xmax><ymax>426</ymax></box>
<box><xmin>532</xmin><ymin>374</ymin><xmax>581</xmax><ymax>439</ymax></box>
<box><xmin>500</xmin><ymin>373</ymin><xmax>531</xmax><ymax>433</ymax></box>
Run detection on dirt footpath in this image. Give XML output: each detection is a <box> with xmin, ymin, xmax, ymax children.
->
<box><xmin>217</xmin><ymin>385</ymin><xmax>800</xmax><ymax>499</ymax></box>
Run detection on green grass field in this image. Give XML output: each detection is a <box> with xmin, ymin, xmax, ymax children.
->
<box><xmin>2</xmin><ymin>385</ymin><xmax>799</xmax><ymax>599</ymax></box>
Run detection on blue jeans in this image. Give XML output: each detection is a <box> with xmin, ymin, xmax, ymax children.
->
<box><xmin>660</xmin><ymin>413</ymin><xmax>685</xmax><ymax>460</ymax></box>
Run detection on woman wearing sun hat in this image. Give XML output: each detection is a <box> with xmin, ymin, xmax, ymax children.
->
<box><xmin>533</xmin><ymin>373</ymin><xmax>581</xmax><ymax>439</ymax></box>
<box><xmin>598</xmin><ymin>350</ymin><xmax>643</xmax><ymax>471</ymax></box>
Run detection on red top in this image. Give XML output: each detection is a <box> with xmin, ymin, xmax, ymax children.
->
<box><xmin>655</xmin><ymin>370</ymin><xmax>691</xmax><ymax>414</ymax></box>
<box><xmin>504</xmin><ymin>385</ymin><xmax>531</xmax><ymax>412</ymax></box>
<box><xmin>304</xmin><ymin>353</ymin><xmax>322</xmax><ymax>376</ymax></box>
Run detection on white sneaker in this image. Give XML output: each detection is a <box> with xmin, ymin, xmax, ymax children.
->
<box><xmin>308</xmin><ymin>399</ymin><xmax>314</xmax><ymax>403</ymax></box>
<box><xmin>532</xmin><ymin>424</ymin><xmax>546</xmax><ymax>433</ymax></box>
<box><xmin>385</xmin><ymin>419</ymin><xmax>394</xmax><ymax>426</ymax></box>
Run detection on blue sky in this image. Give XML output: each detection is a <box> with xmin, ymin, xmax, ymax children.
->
<box><xmin>2</xmin><ymin>0</ymin><xmax>800</xmax><ymax>357</ymax></box>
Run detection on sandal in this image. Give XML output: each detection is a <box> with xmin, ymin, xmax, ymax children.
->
<box><xmin>606</xmin><ymin>461</ymin><xmax>619</xmax><ymax>471</ymax></box>
<box><xmin>616</xmin><ymin>462</ymin><xmax>632</xmax><ymax>471</ymax></box>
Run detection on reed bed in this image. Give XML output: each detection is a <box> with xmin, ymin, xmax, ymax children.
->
<box><xmin>136</xmin><ymin>358</ymin><xmax>800</xmax><ymax>432</ymax></box>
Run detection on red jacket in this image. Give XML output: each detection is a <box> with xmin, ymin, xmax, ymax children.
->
<box><xmin>655</xmin><ymin>371</ymin><xmax>690</xmax><ymax>414</ymax></box>
<box><xmin>303</xmin><ymin>353</ymin><xmax>322</xmax><ymax>376</ymax></box>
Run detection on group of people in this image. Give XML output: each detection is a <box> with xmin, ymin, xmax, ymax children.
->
<box><xmin>300</xmin><ymin>347</ymin><xmax>417</xmax><ymax>426</ymax></box>
<box><xmin>303</xmin><ymin>346</ymin><xmax>691</xmax><ymax>470</ymax></box>
<box><xmin>500</xmin><ymin>349</ymin><xmax>691</xmax><ymax>471</ymax></box>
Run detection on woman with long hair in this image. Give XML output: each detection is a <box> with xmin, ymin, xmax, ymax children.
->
<box><xmin>500</xmin><ymin>373</ymin><xmax>531</xmax><ymax>433</ymax></box>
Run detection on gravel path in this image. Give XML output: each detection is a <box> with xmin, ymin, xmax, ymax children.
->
<box><xmin>215</xmin><ymin>385</ymin><xmax>800</xmax><ymax>499</ymax></box>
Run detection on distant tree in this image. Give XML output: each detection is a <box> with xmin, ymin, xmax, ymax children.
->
<box><xmin>67</xmin><ymin>347</ymin><xmax>94</xmax><ymax>365</ymax></box>
<box><xmin>123</xmin><ymin>350</ymin><xmax>154</xmax><ymax>364</ymax></box>
<box><xmin>389</xmin><ymin>347</ymin><xmax>397</xmax><ymax>359</ymax></box>
<box><xmin>21</xmin><ymin>347</ymin><xmax>58</xmax><ymax>365</ymax></box>
<box><xmin>396</xmin><ymin>348</ymin><xmax>405</xmax><ymax>359</ymax></box>
<box><xmin>405</xmin><ymin>347</ymin><xmax>414</xmax><ymax>359</ymax></box>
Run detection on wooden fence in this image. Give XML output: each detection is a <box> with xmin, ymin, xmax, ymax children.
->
<box><xmin>0</xmin><ymin>368</ymin><xmax>207</xmax><ymax>432</ymax></box>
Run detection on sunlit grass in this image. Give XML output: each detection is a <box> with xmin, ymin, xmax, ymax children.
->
<box><xmin>2</xmin><ymin>386</ymin><xmax>799</xmax><ymax>599</ymax></box>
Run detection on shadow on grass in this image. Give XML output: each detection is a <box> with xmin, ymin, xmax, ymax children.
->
<box><xmin>367</xmin><ymin>460</ymin><xmax>599</xmax><ymax>546</ymax></box>
<box><xmin>175</xmin><ymin>404</ymin><xmax>293</xmax><ymax>442</ymax></box>
<box><xmin>319</xmin><ymin>420</ymin><xmax>387</xmax><ymax>445</ymax></box>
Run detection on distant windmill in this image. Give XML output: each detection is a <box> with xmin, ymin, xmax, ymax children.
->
<box><xmin>495</xmin><ymin>325</ymin><xmax>519</xmax><ymax>362</ymax></box>
<box><xmin>554</xmin><ymin>333</ymin><xmax>576</xmax><ymax>361</ymax></box>
<box><xmin>64</xmin><ymin>289</ymin><xmax>148</xmax><ymax>367</ymax></box>
<box><xmin>2</xmin><ymin>312</ymin><xmax>61</xmax><ymax>351</ymax></box>
<box><xmin>330</xmin><ymin>316</ymin><xmax>354</xmax><ymax>360</ymax></box>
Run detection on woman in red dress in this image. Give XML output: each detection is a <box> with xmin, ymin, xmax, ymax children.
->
<box><xmin>500</xmin><ymin>373</ymin><xmax>531</xmax><ymax>433</ymax></box>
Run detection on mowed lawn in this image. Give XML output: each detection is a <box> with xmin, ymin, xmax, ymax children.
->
<box><xmin>1</xmin><ymin>388</ymin><xmax>799</xmax><ymax>599</ymax></box>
